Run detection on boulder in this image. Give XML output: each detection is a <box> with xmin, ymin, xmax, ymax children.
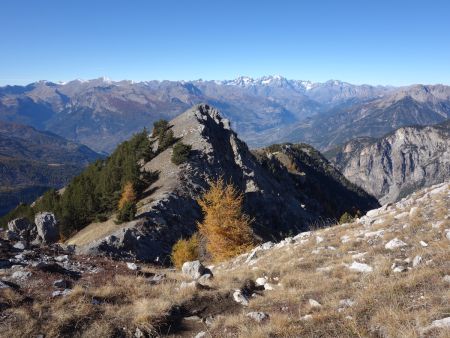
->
<box><xmin>8</xmin><ymin>218</ymin><xmax>32</xmax><ymax>235</ymax></box>
<box><xmin>35</xmin><ymin>212</ymin><xmax>59</xmax><ymax>244</ymax></box>
<box><xmin>182</xmin><ymin>260</ymin><xmax>206</xmax><ymax>279</ymax></box>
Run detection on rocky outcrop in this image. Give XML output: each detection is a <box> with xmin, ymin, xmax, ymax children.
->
<box><xmin>6</xmin><ymin>212</ymin><xmax>59</xmax><ymax>246</ymax></box>
<box><xmin>328</xmin><ymin>120</ymin><xmax>450</xmax><ymax>204</ymax></box>
<box><xmin>35</xmin><ymin>212</ymin><xmax>59</xmax><ymax>244</ymax></box>
<box><xmin>69</xmin><ymin>104</ymin><xmax>378</xmax><ymax>262</ymax></box>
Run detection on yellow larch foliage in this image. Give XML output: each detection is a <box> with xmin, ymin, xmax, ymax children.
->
<box><xmin>197</xmin><ymin>178</ymin><xmax>254</xmax><ymax>262</ymax></box>
<box><xmin>118</xmin><ymin>181</ymin><xmax>136</xmax><ymax>210</ymax></box>
<box><xmin>171</xmin><ymin>233</ymin><xmax>199</xmax><ymax>268</ymax></box>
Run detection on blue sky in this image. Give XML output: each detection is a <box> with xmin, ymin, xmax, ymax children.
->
<box><xmin>1</xmin><ymin>0</ymin><xmax>449</xmax><ymax>86</ymax></box>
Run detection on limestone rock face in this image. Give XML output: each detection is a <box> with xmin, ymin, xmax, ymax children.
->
<box><xmin>330</xmin><ymin>121</ymin><xmax>450</xmax><ymax>204</ymax></box>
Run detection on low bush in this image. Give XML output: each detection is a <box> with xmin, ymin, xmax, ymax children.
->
<box><xmin>171</xmin><ymin>142</ymin><xmax>192</xmax><ymax>165</ymax></box>
<box><xmin>171</xmin><ymin>233</ymin><xmax>199</xmax><ymax>268</ymax></box>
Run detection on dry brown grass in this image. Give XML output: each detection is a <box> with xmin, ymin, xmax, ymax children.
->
<box><xmin>2</xmin><ymin>183</ymin><xmax>449</xmax><ymax>337</ymax></box>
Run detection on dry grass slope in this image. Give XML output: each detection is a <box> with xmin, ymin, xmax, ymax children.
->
<box><xmin>1</xmin><ymin>182</ymin><xmax>449</xmax><ymax>337</ymax></box>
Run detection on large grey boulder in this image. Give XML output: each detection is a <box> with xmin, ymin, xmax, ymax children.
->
<box><xmin>35</xmin><ymin>212</ymin><xmax>59</xmax><ymax>244</ymax></box>
<box><xmin>182</xmin><ymin>260</ymin><xmax>206</xmax><ymax>279</ymax></box>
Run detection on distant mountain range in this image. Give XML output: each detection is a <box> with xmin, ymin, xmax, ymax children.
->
<box><xmin>327</xmin><ymin>119</ymin><xmax>450</xmax><ymax>204</ymax></box>
<box><xmin>0</xmin><ymin>120</ymin><xmax>101</xmax><ymax>215</ymax></box>
<box><xmin>2</xmin><ymin>76</ymin><xmax>448</xmax><ymax>153</ymax></box>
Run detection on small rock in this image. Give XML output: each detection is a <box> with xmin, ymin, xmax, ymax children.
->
<box><xmin>412</xmin><ymin>255</ymin><xmax>422</xmax><ymax>267</ymax></box>
<box><xmin>385</xmin><ymin>238</ymin><xmax>407</xmax><ymax>250</ymax></box>
<box><xmin>182</xmin><ymin>260</ymin><xmax>206</xmax><ymax>279</ymax></box>
<box><xmin>300</xmin><ymin>314</ymin><xmax>313</xmax><ymax>321</ymax></box>
<box><xmin>348</xmin><ymin>262</ymin><xmax>373</xmax><ymax>273</ymax></box>
<box><xmin>255</xmin><ymin>277</ymin><xmax>268</xmax><ymax>286</ymax></box>
<box><xmin>13</xmin><ymin>242</ymin><xmax>26</xmax><ymax>250</ymax></box>
<box><xmin>6</xmin><ymin>230</ymin><xmax>19</xmax><ymax>241</ymax></box>
<box><xmin>55</xmin><ymin>255</ymin><xmax>69</xmax><ymax>262</ymax></box>
<box><xmin>364</xmin><ymin>230</ymin><xmax>384</xmax><ymax>238</ymax></box>
<box><xmin>442</xmin><ymin>275</ymin><xmax>450</xmax><ymax>284</ymax></box>
<box><xmin>12</xmin><ymin>270</ymin><xmax>31</xmax><ymax>280</ymax></box>
<box><xmin>147</xmin><ymin>273</ymin><xmax>165</xmax><ymax>285</ymax></box>
<box><xmin>134</xmin><ymin>327</ymin><xmax>144</xmax><ymax>338</ymax></box>
<box><xmin>308</xmin><ymin>299</ymin><xmax>322</xmax><ymax>308</ymax></box>
<box><xmin>246</xmin><ymin>311</ymin><xmax>269</xmax><ymax>322</ymax></box>
<box><xmin>341</xmin><ymin>235</ymin><xmax>351</xmax><ymax>243</ymax></box>
<box><xmin>339</xmin><ymin>299</ymin><xmax>355</xmax><ymax>307</ymax></box>
<box><xmin>197</xmin><ymin>273</ymin><xmax>213</xmax><ymax>284</ymax></box>
<box><xmin>293</xmin><ymin>231</ymin><xmax>311</xmax><ymax>241</ymax></box>
<box><xmin>316</xmin><ymin>236</ymin><xmax>324</xmax><ymax>244</ymax></box>
<box><xmin>264</xmin><ymin>283</ymin><xmax>274</xmax><ymax>290</ymax></box>
<box><xmin>52</xmin><ymin>289</ymin><xmax>72</xmax><ymax>297</ymax></box>
<box><xmin>0</xmin><ymin>281</ymin><xmax>10</xmax><ymax>289</ymax></box>
<box><xmin>194</xmin><ymin>332</ymin><xmax>207</xmax><ymax>338</ymax></box>
<box><xmin>53</xmin><ymin>279</ymin><xmax>71</xmax><ymax>289</ymax></box>
<box><xmin>126</xmin><ymin>262</ymin><xmax>139</xmax><ymax>271</ymax></box>
<box><xmin>233</xmin><ymin>290</ymin><xmax>249</xmax><ymax>306</ymax></box>
<box><xmin>260</xmin><ymin>241</ymin><xmax>275</xmax><ymax>250</ymax></box>
<box><xmin>393</xmin><ymin>265</ymin><xmax>407</xmax><ymax>273</ymax></box>
<box><xmin>419</xmin><ymin>240</ymin><xmax>428</xmax><ymax>247</ymax></box>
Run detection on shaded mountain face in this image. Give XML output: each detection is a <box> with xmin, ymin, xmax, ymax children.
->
<box><xmin>67</xmin><ymin>104</ymin><xmax>378</xmax><ymax>261</ymax></box>
<box><xmin>0</xmin><ymin>120</ymin><xmax>102</xmax><ymax>215</ymax></box>
<box><xmin>327</xmin><ymin>120</ymin><xmax>450</xmax><ymax>204</ymax></box>
<box><xmin>0</xmin><ymin>77</ymin><xmax>396</xmax><ymax>153</ymax></box>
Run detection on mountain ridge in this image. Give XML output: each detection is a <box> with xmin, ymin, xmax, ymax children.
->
<box><xmin>327</xmin><ymin>119</ymin><xmax>450</xmax><ymax>204</ymax></box>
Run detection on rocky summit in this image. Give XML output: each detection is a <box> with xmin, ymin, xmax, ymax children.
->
<box><xmin>328</xmin><ymin>120</ymin><xmax>450</xmax><ymax>204</ymax></box>
<box><xmin>0</xmin><ymin>180</ymin><xmax>448</xmax><ymax>337</ymax></box>
<box><xmin>66</xmin><ymin>104</ymin><xmax>378</xmax><ymax>262</ymax></box>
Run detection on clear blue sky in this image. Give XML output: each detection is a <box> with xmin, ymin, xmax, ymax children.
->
<box><xmin>1</xmin><ymin>0</ymin><xmax>449</xmax><ymax>86</ymax></box>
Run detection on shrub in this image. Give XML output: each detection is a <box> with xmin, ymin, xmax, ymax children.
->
<box><xmin>158</xmin><ymin>129</ymin><xmax>177</xmax><ymax>152</ymax></box>
<box><xmin>171</xmin><ymin>233</ymin><xmax>199</xmax><ymax>268</ymax></box>
<box><xmin>339</xmin><ymin>211</ymin><xmax>354</xmax><ymax>224</ymax></box>
<box><xmin>171</xmin><ymin>142</ymin><xmax>192</xmax><ymax>165</ymax></box>
<box><xmin>116</xmin><ymin>201</ymin><xmax>136</xmax><ymax>223</ymax></box>
<box><xmin>152</xmin><ymin>119</ymin><xmax>169</xmax><ymax>138</ymax></box>
<box><xmin>197</xmin><ymin>178</ymin><xmax>254</xmax><ymax>262</ymax></box>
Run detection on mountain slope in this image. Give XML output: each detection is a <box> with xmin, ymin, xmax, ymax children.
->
<box><xmin>1</xmin><ymin>181</ymin><xmax>448</xmax><ymax>337</ymax></box>
<box><xmin>0</xmin><ymin>77</ymin><xmax>394</xmax><ymax>152</ymax></box>
<box><xmin>285</xmin><ymin>85</ymin><xmax>450</xmax><ymax>150</ymax></box>
<box><xmin>65</xmin><ymin>104</ymin><xmax>378</xmax><ymax>261</ymax></box>
<box><xmin>0</xmin><ymin>120</ymin><xmax>102</xmax><ymax>215</ymax></box>
<box><xmin>327</xmin><ymin>120</ymin><xmax>450</xmax><ymax>204</ymax></box>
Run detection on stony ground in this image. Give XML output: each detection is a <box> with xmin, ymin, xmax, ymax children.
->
<box><xmin>0</xmin><ymin>182</ymin><xmax>449</xmax><ymax>337</ymax></box>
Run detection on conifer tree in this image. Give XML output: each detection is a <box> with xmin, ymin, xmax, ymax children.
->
<box><xmin>197</xmin><ymin>178</ymin><xmax>254</xmax><ymax>262</ymax></box>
